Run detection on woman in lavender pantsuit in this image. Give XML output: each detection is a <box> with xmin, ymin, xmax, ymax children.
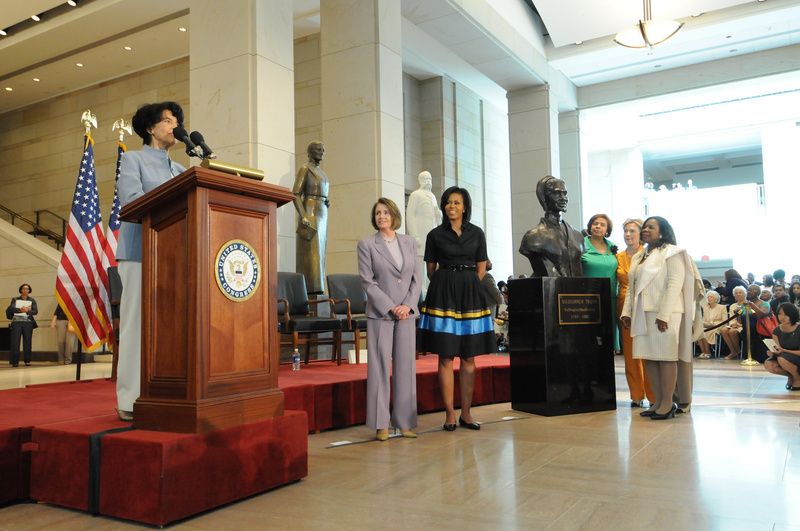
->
<box><xmin>357</xmin><ymin>198</ymin><xmax>421</xmax><ymax>441</ymax></box>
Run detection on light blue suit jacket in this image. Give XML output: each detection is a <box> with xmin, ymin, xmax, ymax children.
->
<box><xmin>115</xmin><ymin>145</ymin><xmax>186</xmax><ymax>262</ymax></box>
<box><xmin>357</xmin><ymin>233</ymin><xmax>421</xmax><ymax>320</ymax></box>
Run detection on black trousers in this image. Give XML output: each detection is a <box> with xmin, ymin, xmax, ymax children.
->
<box><xmin>10</xmin><ymin>320</ymin><xmax>34</xmax><ymax>365</ymax></box>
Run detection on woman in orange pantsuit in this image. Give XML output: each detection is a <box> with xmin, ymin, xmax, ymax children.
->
<box><xmin>616</xmin><ymin>219</ymin><xmax>654</xmax><ymax>408</ymax></box>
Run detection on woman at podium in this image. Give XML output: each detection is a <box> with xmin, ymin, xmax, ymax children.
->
<box><xmin>115</xmin><ymin>102</ymin><xmax>186</xmax><ymax>421</ymax></box>
<box><xmin>418</xmin><ymin>187</ymin><xmax>495</xmax><ymax>432</ymax></box>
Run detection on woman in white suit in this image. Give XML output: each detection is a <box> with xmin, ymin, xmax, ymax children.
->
<box><xmin>357</xmin><ymin>198</ymin><xmax>422</xmax><ymax>441</ymax></box>
<box><xmin>621</xmin><ymin>216</ymin><xmax>703</xmax><ymax>420</ymax></box>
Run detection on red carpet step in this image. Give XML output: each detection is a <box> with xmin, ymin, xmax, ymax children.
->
<box><xmin>29</xmin><ymin>411</ymin><xmax>308</xmax><ymax>526</ymax></box>
<box><xmin>0</xmin><ymin>354</ymin><xmax>510</xmax><ymax>517</ymax></box>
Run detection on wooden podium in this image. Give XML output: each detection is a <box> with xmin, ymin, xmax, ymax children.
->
<box><xmin>120</xmin><ymin>166</ymin><xmax>294</xmax><ymax>433</ymax></box>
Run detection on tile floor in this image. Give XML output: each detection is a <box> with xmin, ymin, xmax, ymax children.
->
<box><xmin>1</xmin><ymin>357</ymin><xmax>799</xmax><ymax>530</ymax></box>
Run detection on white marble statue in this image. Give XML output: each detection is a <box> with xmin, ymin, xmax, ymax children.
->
<box><xmin>406</xmin><ymin>171</ymin><xmax>441</xmax><ymax>249</ymax></box>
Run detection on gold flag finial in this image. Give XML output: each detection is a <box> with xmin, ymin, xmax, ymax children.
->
<box><xmin>112</xmin><ymin>118</ymin><xmax>132</xmax><ymax>142</ymax></box>
<box><xmin>81</xmin><ymin>110</ymin><xmax>97</xmax><ymax>135</ymax></box>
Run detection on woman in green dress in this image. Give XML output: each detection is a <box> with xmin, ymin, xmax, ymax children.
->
<box><xmin>581</xmin><ymin>213</ymin><xmax>619</xmax><ymax>351</ymax></box>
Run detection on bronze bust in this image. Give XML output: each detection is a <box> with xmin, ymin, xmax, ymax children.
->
<box><xmin>519</xmin><ymin>176</ymin><xmax>584</xmax><ymax>277</ymax></box>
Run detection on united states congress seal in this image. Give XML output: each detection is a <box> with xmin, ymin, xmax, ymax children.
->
<box><xmin>215</xmin><ymin>239</ymin><xmax>261</xmax><ymax>302</ymax></box>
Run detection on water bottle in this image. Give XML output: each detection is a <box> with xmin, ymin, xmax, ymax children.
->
<box><xmin>292</xmin><ymin>348</ymin><xmax>301</xmax><ymax>371</ymax></box>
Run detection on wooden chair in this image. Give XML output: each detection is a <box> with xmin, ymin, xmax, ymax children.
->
<box><xmin>277</xmin><ymin>272</ymin><xmax>342</xmax><ymax>365</ymax></box>
<box><xmin>327</xmin><ymin>274</ymin><xmax>368</xmax><ymax>364</ymax></box>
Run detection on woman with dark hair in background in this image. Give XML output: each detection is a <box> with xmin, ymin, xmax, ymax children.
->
<box><xmin>115</xmin><ymin>101</ymin><xmax>187</xmax><ymax>421</ymax></box>
<box><xmin>582</xmin><ymin>213</ymin><xmax>619</xmax><ymax>352</ymax></box>
<box><xmin>6</xmin><ymin>283</ymin><xmax>38</xmax><ymax>367</ymax></box>
<box><xmin>419</xmin><ymin>186</ymin><xmax>495</xmax><ymax>431</ymax></box>
<box><xmin>720</xmin><ymin>269</ymin><xmax>749</xmax><ymax>305</ymax></box>
<box><xmin>621</xmin><ymin>216</ymin><xmax>703</xmax><ymax>419</ymax></box>
<box><xmin>764</xmin><ymin>302</ymin><xmax>800</xmax><ymax>390</ymax></box>
<box><xmin>789</xmin><ymin>281</ymin><xmax>800</xmax><ymax>311</ymax></box>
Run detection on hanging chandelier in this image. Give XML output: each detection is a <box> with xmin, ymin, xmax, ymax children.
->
<box><xmin>614</xmin><ymin>0</ymin><xmax>684</xmax><ymax>49</ymax></box>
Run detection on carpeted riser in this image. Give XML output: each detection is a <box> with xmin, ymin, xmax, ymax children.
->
<box><xmin>98</xmin><ymin>411</ymin><xmax>308</xmax><ymax>526</ymax></box>
<box><xmin>0</xmin><ymin>356</ymin><xmax>510</xmax><ymax>508</ymax></box>
<box><xmin>28</xmin><ymin>411</ymin><xmax>307</xmax><ymax>526</ymax></box>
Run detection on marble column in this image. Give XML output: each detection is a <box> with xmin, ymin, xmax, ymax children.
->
<box><xmin>320</xmin><ymin>0</ymin><xmax>405</xmax><ymax>276</ymax></box>
<box><xmin>188</xmin><ymin>0</ymin><xmax>296</xmax><ymax>272</ymax></box>
<box><xmin>762</xmin><ymin>121</ymin><xmax>800</xmax><ymax>268</ymax></box>
<box><xmin>508</xmin><ymin>84</ymin><xmax>560</xmax><ymax>275</ymax></box>
<box><xmin>558</xmin><ymin>111</ymin><xmax>583</xmax><ymax>228</ymax></box>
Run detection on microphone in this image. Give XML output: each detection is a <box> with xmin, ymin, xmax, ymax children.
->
<box><xmin>189</xmin><ymin>131</ymin><xmax>217</xmax><ymax>159</ymax></box>
<box><xmin>172</xmin><ymin>126</ymin><xmax>203</xmax><ymax>157</ymax></box>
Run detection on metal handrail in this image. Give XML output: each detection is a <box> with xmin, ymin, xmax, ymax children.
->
<box><xmin>0</xmin><ymin>203</ymin><xmax>65</xmax><ymax>250</ymax></box>
<box><xmin>35</xmin><ymin>208</ymin><xmax>67</xmax><ymax>244</ymax></box>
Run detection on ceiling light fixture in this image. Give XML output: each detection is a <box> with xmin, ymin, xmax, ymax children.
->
<box><xmin>178</xmin><ymin>27</ymin><xmax>187</xmax><ymax>32</ymax></box>
<box><xmin>4</xmin><ymin>87</ymin><xmax>13</xmax><ymax>92</ymax></box>
<box><xmin>575</xmin><ymin>40</ymin><xmax>583</xmax><ymax>45</ymax></box>
<box><xmin>31</xmin><ymin>14</ymin><xmax>41</xmax><ymax>22</ymax></box>
<box><xmin>123</xmin><ymin>46</ymin><xmax>132</xmax><ymax>51</ymax></box>
<box><xmin>33</xmin><ymin>77</ymin><xmax>40</xmax><ymax>82</ymax></box>
<box><xmin>67</xmin><ymin>0</ymin><xmax>77</xmax><ymax>6</ymax></box>
<box><xmin>614</xmin><ymin>0</ymin><xmax>684</xmax><ymax>49</ymax></box>
<box><xmin>76</xmin><ymin>62</ymin><xmax>83</xmax><ymax>67</ymax></box>
<box><xmin>0</xmin><ymin>29</ymin><xmax>6</xmax><ymax>36</ymax></box>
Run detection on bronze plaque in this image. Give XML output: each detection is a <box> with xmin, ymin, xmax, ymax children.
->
<box><xmin>557</xmin><ymin>294</ymin><xmax>601</xmax><ymax>325</ymax></box>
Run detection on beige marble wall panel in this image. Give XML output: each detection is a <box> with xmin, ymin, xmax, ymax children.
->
<box><xmin>320</xmin><ymin>0</ymin><xmax>401</xmax><ymax>56</ymax></box>
<box><xmin>508</xmin><ymin>84</ymin><xmax>562</xmax><ymax>275</ymax></box>
<box><xmin>321</xmin><ymin>45</ymin><xmax>378</xmax><ymax>122</ymax></box>
<box><xmin>0</xmin><ymin>61</ymin><xmax>189</xmax><ymax>226</ymax></box>
<box><xmin>559</xmin><ymin>111</ymin><xmax>582</xmax><ymax>228</ymax></box>
<box><xmin>403</xmin><ymin>74</ymin><xmax>423</xmax><ymax>193</ymax></box>
<box><xmin>482</xmin><ymin>101</ymin><xmax>512</xmax><ymax>280</ymax></box>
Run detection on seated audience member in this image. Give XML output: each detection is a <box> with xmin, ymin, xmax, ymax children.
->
<box><xmin>762</xmin><ymin>274</ymin><xmax>775</xmax><ymax>288</ymax></box>
<box><xmin>495</xmin><ymin>282</ymin><xmax>509</xmax><ymax>352</ymax></box>
<box><xmin>702</xmin><ymin>278</ymin><xmax>712</xmax><ymax>291</ymax></box>
<box><xmin>741</xmin><ymin>284</ymin><xmax>772</xmax><ymax>363</ymax></box>
<box><xmin>790</xmin><ymin>281</ymin><xmax>800</xmax><ymax>310</ymax></box>
<box><xmin>747</xmin><ymin>272</ymin><xmax>757</xmax><ymax>285</ymax></box>
<box><xmin>771</xmin><ymin>283</ymin><xmax>790</xmax><ymax>314</ymax></box>
<box><xmin>791</xmin><ymin>274</ymin><xmax>800</xmax><ymax>284</ymax></box>
<box><xmin>720</xmin><ymin>269</ymin><xmax>748</xmax><ymax>305</ymax></box>
<box><xmin>698</xmin><ymin>291</ymin><xmax>727</xmax><ymax>359</ymax></box>
<box><xmin>760</xmin><ymin>288</ymin><xmax>773</xmax><ymax>303</ymax></box>
<box><xmin>764</xmin><ymin>302</ymin><xmax>800</xmax><ymax>390</ymax></box>
<box><xmin>720</xmin><ymin>286</ymin><xmax>747</xmax><ymax>360</ymax></box>
<box><xmin>774</xmin><ymin>269</ymin><xmax>787</xmax><ymax>287</ymax></box>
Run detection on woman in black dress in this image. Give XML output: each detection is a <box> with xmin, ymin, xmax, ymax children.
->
<box><xmin>418</xmin><ymin>187</ymin><xmax>495</xmax><ymax>431</ymax></box>
<box><xmin>764</xmin><ymin>302</ymin><xmax>800</xmax><ymax>390</ymax></box>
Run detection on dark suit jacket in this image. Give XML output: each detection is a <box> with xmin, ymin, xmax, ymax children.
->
<box><xmin>357</xmin><ymin>233</ymin><xmax>421</xmax><ymax>320</ymax></box>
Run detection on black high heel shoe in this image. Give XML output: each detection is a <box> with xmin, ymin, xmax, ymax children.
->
<box><xmin>639</xmin><ymin>409</ymin><xmax>656</xmax><ymax>417</ymax></box>
<box><xmin>443</xmin><ymin>423</ymin><xmax>457</xmax><ymax>432</ymax></box>
<box><xmin>650</xmin><ymin>403</ymin><xmax>677</xmax><ymax>420</ymax></box>
<box><xmin>458</xmin><ymin>417</ymin><xmax>481</xmax><ymax>430</ymax></box>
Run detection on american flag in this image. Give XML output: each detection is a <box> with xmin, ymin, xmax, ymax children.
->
<box><xmin>102</xmin><ymin>141</ymin><xmax>125</xmax><ymax>268</ymax></box>
<box><xmin>56</xmin><ymin>134</ymin><xmax>112</xmax><ymax>350</ymax></box>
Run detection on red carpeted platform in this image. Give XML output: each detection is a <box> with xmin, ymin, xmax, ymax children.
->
<box><xmin>0</xmin><ymin>354</ymin><xmax>510</xmax><ymax>524</ymax></box>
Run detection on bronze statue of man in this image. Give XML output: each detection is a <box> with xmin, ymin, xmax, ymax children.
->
<box><xmin>519</xmin><ymin>175</ymin><xmax>584</xmax><ymax>277</ymax></box>
<box><xmin>293</xmin><ymin>141</ymin><xmax>330</xmax><ymax>294</ymax></box>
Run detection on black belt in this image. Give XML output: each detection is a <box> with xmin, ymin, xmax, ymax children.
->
<box><xmin>443</xmin><ymin>264</ymin><xmax>476</xmax><ymax>271</ymax></box>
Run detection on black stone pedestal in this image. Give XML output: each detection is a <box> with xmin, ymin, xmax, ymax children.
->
<box><xmin>508</xmin><ymin>277</ymin><xmax>616</xmax><ymax>416</ymax></box>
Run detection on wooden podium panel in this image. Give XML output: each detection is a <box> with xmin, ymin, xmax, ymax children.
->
<box><xmin>121</xmin><ymin>167</ymin><xmax>294</xmax><ymax>433</ymax></box>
